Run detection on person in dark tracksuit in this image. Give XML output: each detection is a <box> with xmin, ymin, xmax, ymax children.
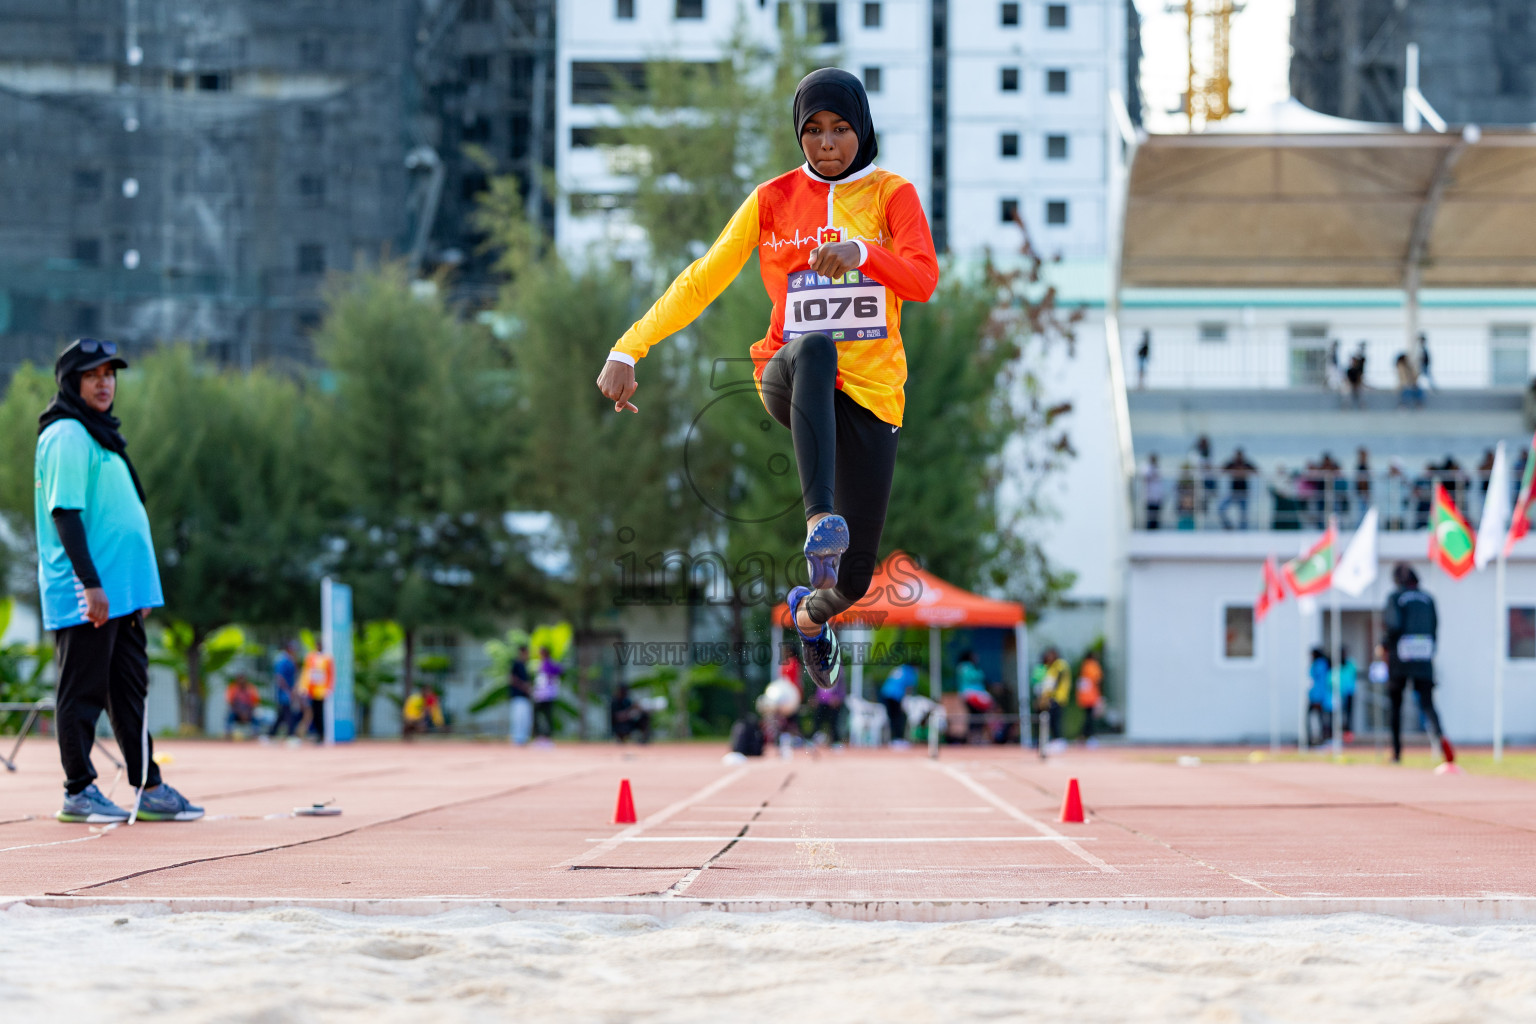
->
<box><xmin>1382</xmin><ymin>563</ymin><xmax>1456</xmax><ymax>765</ymax></box>
<box><xmin>36</xmin><ymin>339</ymin><xmax>203</xmax><ymax>823</ymax></box>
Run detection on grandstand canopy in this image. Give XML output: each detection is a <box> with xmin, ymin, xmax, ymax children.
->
<box><xmin>1120</xmin><ymin>113</ymin><xmax>1536</xmax><ymax>290</ymax></box>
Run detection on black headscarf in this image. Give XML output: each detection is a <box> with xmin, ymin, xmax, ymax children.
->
<box><xmin>792</xmin><ymin>68</ymin><xmax>878</xmax><ymax>182</ymax></box>
<box><xmin>38</xmin><ymin>340</ymin><xmax>146</xmax><ymax>503</ymax></box>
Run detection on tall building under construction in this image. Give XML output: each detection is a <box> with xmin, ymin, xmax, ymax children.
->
<box><xmin>0</xmin><ymin>0</ymin><xmax>556</xmax><ymax>376</ymax></box>
<box><xmin>1291</xmin><ymin>0</ymin><xmax>1536</xmax><ymax>125</ymax></box>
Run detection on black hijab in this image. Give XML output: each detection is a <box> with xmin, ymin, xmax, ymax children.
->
<box><xmin>38</xmin><ymin>340</ymin><xmax>146</xmax><ymax>503</ymax></box>
<box><xmin>792</xmin><ymin>68</ymin><xmax>878</xmax><ymax>182</ymax></box>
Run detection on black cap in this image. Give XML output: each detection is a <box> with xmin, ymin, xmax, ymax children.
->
<box><xmin>55</xmin><ymin>338</ymin><xmax>128</xmax><ymax>382</ymax></box>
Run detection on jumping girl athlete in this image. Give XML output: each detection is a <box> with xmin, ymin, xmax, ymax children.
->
<box><xmin>595</xmin><ymin>68</ymin><xmax>939</xmax><ymax>689</ymax></box>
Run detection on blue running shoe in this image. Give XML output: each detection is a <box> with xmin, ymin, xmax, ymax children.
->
<box><xmin>134</xmin><ymin>783</ymin><xmax>204</xmax><ymax>822</ymax></box>
<box><xmin>803</xmin><ymin>514</ymin><xmax>849</xmax><ymax>590</ymax></box>
<box><xmin>57</xmin><ymin>784</ymin><xmax>130</xmax><ymax>824</ymax></box>
<box><xmin>787</xmin><ymin>586</ymin><xmax>842</xmax><ymax>691</ymax></box>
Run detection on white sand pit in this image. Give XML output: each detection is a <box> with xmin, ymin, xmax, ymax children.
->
<box><xmin>2</xmin><ymin>905</ymin><xmax>1536</xmax><ymax>1022</ymax></box>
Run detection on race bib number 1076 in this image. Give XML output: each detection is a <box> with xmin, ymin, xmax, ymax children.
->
<box><xmin>783</xmin><ymin>269</ymin><xmax>888</xmax><ymax>342</ymax></box>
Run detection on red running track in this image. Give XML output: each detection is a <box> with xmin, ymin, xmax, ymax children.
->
<box><xmin>2</xmin><ymin>741</ymin><xmax>1533</xmax><ymax>919</ymax></box>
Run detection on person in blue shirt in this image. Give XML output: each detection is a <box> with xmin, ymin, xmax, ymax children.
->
<box><xmin>268</xmin><ymin>641</ymin><xmax>302</xmax><ymax>739</ymax></box>
<box><xmin>36</xmin><ymin>339</ymin><xmax>202</xmax><ymax>824</ymax></box>
<box><xmin>1306</xmin><ymin>648</ymin><xmax>1332</xmax><ymax>748</ymax></box>
<box><xmin>879</xmin><ymin>663</ymin><xmax>917</xmax><ymax>747</ymax></box>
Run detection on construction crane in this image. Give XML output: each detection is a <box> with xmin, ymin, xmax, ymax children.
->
<box><xmin>1180</xmin><ymin>0</ymin><xmax>1241</xmax><ymax>129</ymax></box>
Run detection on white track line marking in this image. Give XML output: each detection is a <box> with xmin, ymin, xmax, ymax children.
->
<box><xmin>0</xmin><ymin>833</ymin><xmax>107</xmax><ymax>854</ymax></box>
<box><xmin>558</xmin><ymin>768</ymin><xmax>751</xmax><ymax>868</ymax></box>
<box><xmin>586</xmin><ymin>835</ymin><xmax>1098</xmax><ymax>844</ymax></box>
<box><xmin>935</xmin><ymin>763</ymin><xmax>1119</xmax><ymax>874</ymax></box>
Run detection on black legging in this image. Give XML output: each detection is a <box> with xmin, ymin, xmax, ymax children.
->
<box><xmin>1388</xmin><ymin>675</ymin><xmax>1444</xmax><ymax>761</ymax></box>
<box><xmin>761</xmin><ymin>332</ymin><xmax>900</xmax><ymax>626</ymax></box>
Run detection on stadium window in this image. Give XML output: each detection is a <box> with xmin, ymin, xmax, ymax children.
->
<box><xmin>1000</xmin><ymin>132</ymin><xmax>1019</xmax><ymax>158</ymax></box>
<box><xmin>616</xmin><ymin>0</ymin><xmax>635</xmax><ymax>16</ymax></box>
<box><xmin>297</xmin><ymin>242</ymin><xmax>325</xmax><ymax>275</ymax></box>
<box><xmin>1047</xmin><ymin>3</ymin><xmax>1069</xmax><ymax>28</ymax></box>
<box><xmin>1047</xmin><ymin>69</ymin><xmax>1069</xmax><ymax>94</ymax></box>
<box><xmin>1001</xmin><ymin>3</ymin><xmax>1019</xmax><ymax>26</ymax></box>
<box><xmin>999</xmin><ymin>198</ymin><xmax>1019</xmax><ymax>224</ymax></box>
<box><xmin>197</xmin><ymin>72</ymin><xmax>229</xmax><ymax>92</ymax></box>
<box><xmin>1046</xmin><ymin>199</ymin><xmax>1068</xmax><ymax>225</ymax></box>
<box><xmin>1199</xmin><ymin>322</ymin><xmax>1229</xmax><ymax>343</ymax></box>
<box><xmin>1223</xmin><ymin>606</ymin><xmax>1255</xmax><ymax>659</ymax></box>
<box><xmin>1000</xmin><ymin>66</ymin><xmax>1019</xmax><ymax>92</ymax></box>
<box><xmin>462</xmin><ymin>116</ymin><xmax>492</xmax><ymax>143</ymax></box>
<box><xmin>675</xmin><ymin>0</ymin><xmax>704</xmax><ymax>18</ymax></box>
<box><xmin>864</xmin><ymin>2</ymin><xmax>881</xmax><ymax>28</ymax></box>
<box><xmin>299</xmin><ymin>37</ymin><xmax>326</xmax><ymax>67</ymax></box>
<box><xmin>463</xmin><ymin>55</ymin><xmax>490</xmax><ymax>82</ymax></box>
<box><xmin>570</xmin><ymin>127</ymin><xmax>600</xmax><ymax>148</ymax></box>
<box><xmin>1510</xmin><ymin>607</ymin><xmax>1536</xmax><ymax>659</ymax></box>
<box><xmin>295</xmin><ymin>310</ymin><xmax>323</xmax><ymax>336</ymax></box>
<box><xmin>298</xmin><ymin>174</ymin><xmax>326</xmax><ymax>208</ymax></box>
<box><xmin>863</xmin><ymin>66</ymin><xmax>882</xmax><ymax>93</ymax></box>
<box><xmin>73</xmin><ymin>304</ymin><xmax>99</xmax><ymax>335</ymax></box>
<box><xmin>73</xmin><ymin>169</ymin><xmax>103</xmax><ymax>203</ymax></box>
<box><xmin>570</xmin><ymin>61</ymin><xmax>649</xmax><ymax>104</ymax></box>
<box><xmin>1046</xmin><ymin>133</ymin><xmax>1069</xmax><ymax>159</ymax></box>
<box><xmin>72</xmin><ymin>237</ymin><xmax>101</xmax><ymax>267</ymax></box>
<box><xmin>300</xmin><ymin>108</ymin><xmax>325</xmax><ymax>140</ymax></box>
<box><xmin>809</xmin><ymin>2</ymin><xmax>839</xmax><ymax>42</ymax></box>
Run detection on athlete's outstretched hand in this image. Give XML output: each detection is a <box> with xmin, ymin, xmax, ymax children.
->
<box><xmin>808</xmin><ymin>241</ymin><xmax>862</xmax><ymax>279</ymax></box>
<box><xmin>596</xmin><ymin>359</ymin><xmax>640</xmax><ymax>413</ymax></box>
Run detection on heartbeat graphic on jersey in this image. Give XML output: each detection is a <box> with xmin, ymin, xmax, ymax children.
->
<box><xmin>763</xmin><ymin>228</ymin><xmax>887</xmax><ymax>251</ymax></box>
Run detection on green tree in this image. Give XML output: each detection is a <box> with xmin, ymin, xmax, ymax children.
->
<box><xmin>312</xmin><ymin>261</ymin><xmax>543</xmax><ymax>704</ymax></box>
<box><xmin>0</xmin><ymin>365</ymin><xmax>59</xmax><ymax>598</ymax></box>
<box><xmin>120</xmin><ymin>348</ymin><xmax>324</xmax><ymax>728</ymax></box>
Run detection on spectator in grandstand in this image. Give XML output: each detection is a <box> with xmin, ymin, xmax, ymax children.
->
<box><xmin>1418</xmin><ymin>332</ymin><xmax>1436</xmax><ymax>391</ymax></box>
<box><xmin>1175</xmin><ymin>462</ymin><xmax>1198</xmax><ymax>530</ymax></box>
<box><xmin>1396</xmin><ymin>353</ymin><xmax>1424</xmax><ymax>407</ymax></box>
<box><xmin>1219</xmin><ymin>448</ymin><xmax>1259</xmax><ymax>530</ymax></box>
<box><xmin>1136</xmin><ymin>330</ymin><xmax>1151</xmax><ymax>388</ymax></box>
<box><xmin>1192</xmin><ymin>434</ymin><xmax>1217</xmax><ymax>521</ymax></box>
<box><xmin>1345</xmin><ymin>343</ymin><xmax>1367</xmax><ymax>407</ymax></box>
<box><xmin>1269</xmin><ymin>464</ymin><xmax>1304</xmax><ymax>531</ymax></box>
<box><xmin>1143</xmin><ymin>454</ymin><xmax>1166</xmax><ymax>530</ymax></box>
<box><xmin>1325</xmin><ymin>339</ymin><xmax>1343</xmax><ymax>393</ymax></box>
<box><xmin>1353</xmin><ymin>447</ymin><xmax>1372</xmax><ymax>515</ymax></box>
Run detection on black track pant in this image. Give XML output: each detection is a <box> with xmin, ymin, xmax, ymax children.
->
<box><xmin>1388</xmin><ymin>675</ymin><xmax>1444</xmax><ymax>761</ymax></box>
<box><xmin>54</xmin><ymin>613</ymin><xmax>161</xmax><ymax>796</ymax></box>
<box><xmin>761</xmin><ymin>332</ymin><xmax>900</xmax><ymax>626</ymax></box>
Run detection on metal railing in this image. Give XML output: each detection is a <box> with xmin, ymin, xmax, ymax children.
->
<box><xmin>1132</xmin><ymin>467</ymin><xmax>1511</xmax><ymax>532</ymax></box>
<box><xmin>1124</xmin><ymin>332</ymin><xmax>1532</xmax><ymax>392</ymax></box>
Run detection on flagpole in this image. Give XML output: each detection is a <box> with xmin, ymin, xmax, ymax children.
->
<box><xmin>1330</xmin><ymin>580</ymin><xmax>1343</xmax><ymax>758</ymax></box>
<box><xmin>1269</xmin><ymin>613</ymin><xmax>1279</xmax><ymax>754</ymax></box>
<box><xmin>1495</xmin><ymin>545</ymin><xmax>1507</xmax><ymax>763</ymax></box>
<box><xmin>1298</xmin><ymin>601</ymin><xmax>1309</xmax><ymax>755</ymax></box>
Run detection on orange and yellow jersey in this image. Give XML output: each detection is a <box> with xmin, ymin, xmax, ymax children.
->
<box><xmin>609</xmin><ymin>164</ymin><xmax>939</xmax><ymax>426</ymax></box>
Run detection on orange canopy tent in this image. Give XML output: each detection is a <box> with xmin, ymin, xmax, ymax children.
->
<box><xmin>774</xmin><ymin>554</ymin><xmax>1028</xmax><ymax>745</ymax></box>
<box><xmin>771</xmin><ymin>552</ymin><xmax>1025</xmax><ymax>630</ymax></box>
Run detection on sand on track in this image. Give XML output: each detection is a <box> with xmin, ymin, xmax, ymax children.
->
<box><xmin>2</xmin><ymin>906</ymin><xmax>1535</xmax><ymax>1023</ymax></box>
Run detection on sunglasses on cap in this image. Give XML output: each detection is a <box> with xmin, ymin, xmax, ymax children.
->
<box><xmin>77</xmin><ymin>339</ymin><xmax>118</xmax><ymax>356</ymax></box>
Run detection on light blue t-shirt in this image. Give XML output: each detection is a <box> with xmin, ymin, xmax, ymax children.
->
<box><xmin>34</xmin><ymin>419</ymin><xmax>163</xmax><ymax>630</ymax></box>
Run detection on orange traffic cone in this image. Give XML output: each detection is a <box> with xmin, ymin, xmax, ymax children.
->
<box><xmin>1059</xmin><ymin>777</ymin><xmax>1085</xmax><ymax>823</ymax></box>
<box><xmin>613</xmin><ymin>778</ymin><xmax>637</xmax><ymax>824</ymax></box>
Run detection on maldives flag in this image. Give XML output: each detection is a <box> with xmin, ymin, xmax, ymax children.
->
<box><xmin>1428</xmin><ymin>483</ymin><xmax>1475</xmax><ymax>579</ymax></box>
<box><xmin>1506</xmin><ymin>432</ymin><xmax>1536</xmax><ymax>555</ymax></box>
<box><xmin>1255</xmin><ymin>555</ymin><xmax>1288</xmax><ymax>623</ymax></box>
<box><xmin>1283</xmin><ymin>522</ymin><xmax>1337</xmax><ymax>597</ymax></box>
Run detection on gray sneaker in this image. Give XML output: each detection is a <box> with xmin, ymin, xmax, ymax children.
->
<box><xmin>57</xmin><ymin>784</ymin><xmax>131</xmax><ymax>824</ymax></box>
<box><xmin>134</xmin><ymin>783</ymin><xmax>204</xmax><ymax>822</ymax></box>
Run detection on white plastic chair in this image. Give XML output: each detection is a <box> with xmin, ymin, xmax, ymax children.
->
<box><xmin>845</xmin><ymin>695</ymin><xmax>888</xmax><ymax>748</ymax></box>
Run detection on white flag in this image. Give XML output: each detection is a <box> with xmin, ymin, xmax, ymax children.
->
<box><xmin>1476</xmin><ymin>440</ymin><xmax>1510</xmax><ymax>570</ymax></box>
<box><xmin>1333</xmin><ymin>507</ymin><xmax>1379</xmax><ymax>597</ymax></box>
